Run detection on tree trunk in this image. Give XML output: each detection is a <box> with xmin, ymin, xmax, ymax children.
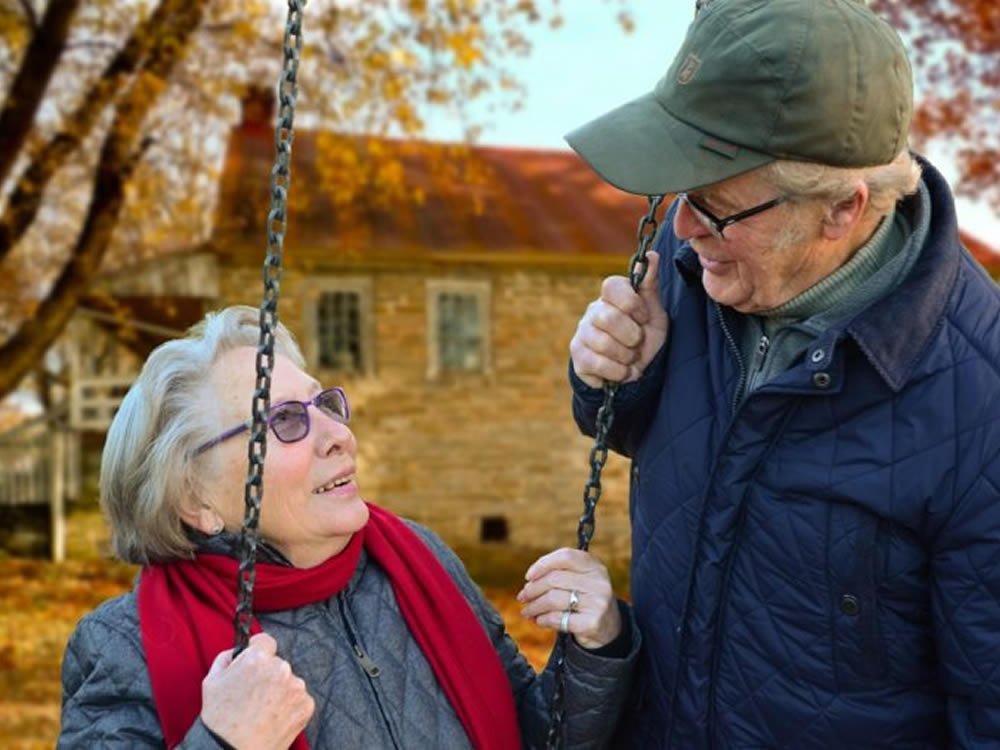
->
<box><xmin>0</xmin><ymin>0</ymin><xmax>83</xmax><ymax>186</ymax></box>
<box><xmin>0</xmin><ymin>0</ymin><xmax>206</xmax><ymax>400</ymax></box>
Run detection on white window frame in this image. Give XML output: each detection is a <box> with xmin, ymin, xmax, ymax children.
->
<box><xmin>425</xmin><ymin>279</ymin><xmax>492</xmax><ymax>379</ymax></box>
<box><xmin>301</xmin><ymin>277</ymin><xmax>374</xmax><ymax>376</ymax></box>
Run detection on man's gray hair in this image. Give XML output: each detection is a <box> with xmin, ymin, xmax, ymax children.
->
<box><xmin>765</xmin><ymin>149</ymin><xmax>922</xmax><ymax>216</ymax></box>
<box><xmin>100</xmin><ymin>305</ymin><xmax>305</xmax><ymax>564</ymax></box>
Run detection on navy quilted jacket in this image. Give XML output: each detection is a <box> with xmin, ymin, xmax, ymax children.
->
<box><xmin>571</xmin><ymin>158</ymin><xmax>1000</xmax><ymax>749</ymax></box>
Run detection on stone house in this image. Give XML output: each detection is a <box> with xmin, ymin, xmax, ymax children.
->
<box><xmin>203</xmin><ymin>91</ymin><xmax>651</xmax><ymax>561</ymax></box>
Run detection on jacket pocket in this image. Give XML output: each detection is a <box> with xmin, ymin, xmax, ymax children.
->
<box><xmin>828</xmin><ymin>504</ymin><xmax>888</xmax><ymax>688</ymax></box>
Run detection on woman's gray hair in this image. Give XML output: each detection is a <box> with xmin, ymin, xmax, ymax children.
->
<box><xmin>100</xmin><ymin>305</ymin><xmax>305</xmax><ymax>564</ymax></box>
<box><xmin>764</xmin><ymin>149</ymin><xmax>922</xmax><ymax>216</ymax></box>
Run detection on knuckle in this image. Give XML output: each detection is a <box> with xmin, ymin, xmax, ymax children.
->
<box><xmin>582</xmin><ymin>350</ymin><xmax>605</xmax><ymax>375</ymax></box>
<box><xmin>252</xmin><ymin>631</ymin><xmax>276</xmax><ymax>647</ymax></box>
<box><xmin>600</xmin><ymin>275</ymin><xmax>621</xmax><ymax>296</ymax></box>
<box><xmin>584</xmin><ymin>300</ymin><xmax>602</xmax><ymax>323</ymax></box>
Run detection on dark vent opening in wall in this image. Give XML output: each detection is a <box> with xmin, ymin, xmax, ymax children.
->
<box><xmin>480</xmin><ymin>516</ymin><xmax>509</xmax><ymax>543</ymax></box>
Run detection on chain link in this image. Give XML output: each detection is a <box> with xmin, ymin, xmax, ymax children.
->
<box><xmin>545</xmin><ymin>194</ymin><xmax>663</xmax><ymax>749</ymax></box>
<box><xmin>233</xmin><ymin>0</ymin><xmax>306</xmax><ymax>657</ymax></box>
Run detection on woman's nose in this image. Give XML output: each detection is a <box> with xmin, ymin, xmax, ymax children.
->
<box><xmin>673</xmin><ymin>195</ymin><xmax>712</xmax><ymax>241</ymax></box>
<box><xmin>314</xmin><ymin>411</ymin><xmax>356</xmax><ymax>456</ymax></box>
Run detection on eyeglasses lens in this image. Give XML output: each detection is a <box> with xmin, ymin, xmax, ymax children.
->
<box><xmin>683</xmin><ymin>196</ymin><xmax>723</xmax><ymax>238</ymax></box>
<box><xmin>271</xmin><ymin>403</ymin><xmax>309</xmax><ymax>442</ymax></box>
<box><xmin>316</xmin><ymin>389</ymin><xmax>349</xmax><ymax>423</ymax></box>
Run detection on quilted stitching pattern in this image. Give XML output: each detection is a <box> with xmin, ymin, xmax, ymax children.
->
<box><xmin>572</xmin><ymin>161</ymin><xmax>1000</xmax><ymax>749</ymax></box>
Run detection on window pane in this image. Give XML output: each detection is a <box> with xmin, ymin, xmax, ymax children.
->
<box><xmin>437</xmin><ymin>292</ymin><xmax>482</xmax><ymax>371</ymax></box>
<box><xmin>318</xmin><ymin>291</ymin><xmax>362</xmax><ymax>371</ymax></box>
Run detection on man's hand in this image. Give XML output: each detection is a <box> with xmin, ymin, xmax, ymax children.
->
<box><xmin>569</xmin><ymin>251</ymin><xmax>669</xmax><ymax>388</ymax></box>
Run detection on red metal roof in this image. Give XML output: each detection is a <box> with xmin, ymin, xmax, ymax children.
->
<box><xmin>961</xmin><ymin>231</ymin><xmax>1000</xmax><ymax>276</ymax></box>
<box><xmin>213</xmin><ymin>126</ymin><xmax>652</xmax><ymax>261</ymax></box>
<box><xmin>213</xmin><ymin>120</ymin><xmax>1000</xmax><ymax>273</ymax></box>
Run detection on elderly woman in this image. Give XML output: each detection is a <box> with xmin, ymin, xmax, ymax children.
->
<box><xmin>59</xmin><ymin>306</ymin><xmax>638</xmax><ymax>749</ymax></box>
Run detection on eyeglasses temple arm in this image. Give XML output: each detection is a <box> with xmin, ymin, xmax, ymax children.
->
<box><xmin>192</xmin><ymin>422</ymin><xmax>252</xmax><ymax>456</ymax></box>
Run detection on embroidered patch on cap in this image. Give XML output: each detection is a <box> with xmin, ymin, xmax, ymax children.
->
<box><xmin>699</xmin><ymin>136</ymin><xmax>740</xmax><ymax>159</ymax></box>
<box><xmin>676</xmin><ymin>54</ymin><xmax>702</xmax><ymax>85</ymax></box>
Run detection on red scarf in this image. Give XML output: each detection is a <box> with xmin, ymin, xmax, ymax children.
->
<box><xmin>138</xmin><ymin>503</ymin><xmax>520</xmax><ymax>749</ymax></box>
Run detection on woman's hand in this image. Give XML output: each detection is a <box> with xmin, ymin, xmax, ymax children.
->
<box><xmin>517</xmin><ymin>548</ymin><xmax>622</xmax><ymax>650</ymax></box>
<box><xmin>200</xmin><ymin>632</ymin><xmax>315</xmax><ymax>749</ymax></box>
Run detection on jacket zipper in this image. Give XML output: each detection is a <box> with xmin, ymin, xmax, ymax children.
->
<box><xmin>757</xmin><ymin>334</ymin><xmax>770</xmax><ymax>360</ymax></box>
<box><xmin>715</xmin><ymin>303</ymin><xmax>746</xmax><ymax>414</ymax></box>
<box><xmin>664</xmin><ymin>303</ymin><xmax>749</xmax><ymax>749</ymax></box>
<box><xmin>703</xmin><ymin>400</ymin><xmax>803</xmax><ymax>748</ymax></box>
<box><xmin>337</xmin><ymin>594</ymin><xmax>400</xmax><ymax>750</ymax></box>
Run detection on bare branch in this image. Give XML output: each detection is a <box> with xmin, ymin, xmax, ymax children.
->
<box><xmin>0</xmin><ymin>0</ymin><xmax>177</xmax><ymax>265</ymax></box>
<box><xmin>0</xmin><ymin>0</ymin><xmax>207</xmax><ymax>400</ymax></box>
<box><xmin>17</xmin><ymin>0</ymin><xmax>37</xmax><ymax>29</ymax></box>
<box><xmin>0</xmin><ymin>0</ymin><xmax>84</xmax><ymax>186</ymax></box>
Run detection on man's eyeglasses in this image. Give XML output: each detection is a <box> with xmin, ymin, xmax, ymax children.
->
<box><xmin>678</xmin><ymin>192</ymin><xmax>787</xmax><ymax>239</ymax></box>
<box><xmin>193</xmin><ymin>387</ymin><xmax>350</xmax><ymax>456</ymax></box>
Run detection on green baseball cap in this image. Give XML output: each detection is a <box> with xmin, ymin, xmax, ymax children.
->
<box><xmin>566</xmin><ymin>0</ymin><xmax>913</xmax><ymax>195</ymax></box>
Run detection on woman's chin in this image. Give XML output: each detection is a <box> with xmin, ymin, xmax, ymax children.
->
<box><xmin>328</xmin><ymin>495</ymin><xmax>370</xmax><ymax>537</ymax></box>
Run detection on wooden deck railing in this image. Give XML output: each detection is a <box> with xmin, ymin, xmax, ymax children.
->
<box><xmin>0</xmin><ymin>408</ymin><xmax>79</xmax><ymax>561</ymax></box>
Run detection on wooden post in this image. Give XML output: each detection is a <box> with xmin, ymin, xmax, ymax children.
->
<box><xmin>50</xmin><ymin>428</ymin><xmax>66</xmax><ymax>562</ymax></box>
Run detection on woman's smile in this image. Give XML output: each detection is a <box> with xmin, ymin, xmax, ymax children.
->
<box><xmin>312</xmin><ymin>471</ymin><xmax>357</xmax><ymax>496</ymax></box>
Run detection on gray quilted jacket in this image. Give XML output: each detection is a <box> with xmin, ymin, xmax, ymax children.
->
<box><xmin>59</xmin><ymin>521</ymin><xmax>639</xmax><ymax>748</ymax></box>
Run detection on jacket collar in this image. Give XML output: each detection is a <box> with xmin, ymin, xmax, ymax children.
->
<box><xmin>844</xmin><ymin>156</ymin><xmax>960</xmax><ymax>391</ymax></box>
<box><xmin>674</xmin><ymin>155</ymin><xmax>961</xmax><ymax>392</ymax></box>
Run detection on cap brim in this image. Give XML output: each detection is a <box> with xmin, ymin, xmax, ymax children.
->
<box><xmin>565</xmin><ymin>92</ymin><xmax>775</xmax><ymax>195</ymax></box>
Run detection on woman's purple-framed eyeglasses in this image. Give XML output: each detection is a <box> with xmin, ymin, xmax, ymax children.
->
<box><xmin>192</xmin><ymin>386</ymin><xmax>350</xmax><ymax>456</ymax></box>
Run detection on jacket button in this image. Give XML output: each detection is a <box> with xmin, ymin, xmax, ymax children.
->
<box><xmin>813</xmin><ymin>371</ymin><xmax>831</xmax><ymax>388</ymax></box>
<box><xmin>840</xmin><ymin>594</ymin><xmax>860</xmax><ymax>616</ymax></box>
<box><xmin>810</xmin><ymin>349</ymin><xmax>825</xmax><ymax>363</ymax></box>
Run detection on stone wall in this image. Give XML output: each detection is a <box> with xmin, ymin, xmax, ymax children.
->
<box><xmin>219</xmin><ymin>260</ymin><xmax>635</xmax><ymax>564</ymax></box>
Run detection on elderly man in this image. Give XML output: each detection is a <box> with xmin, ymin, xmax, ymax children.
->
<box><xmin>567</xmin><ymin>0</ymin><xmax>1000</xmax><ymax>747</ymax></box>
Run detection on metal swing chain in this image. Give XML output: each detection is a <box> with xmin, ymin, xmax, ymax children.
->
<box><xmin>544</xmin><ymin>194</ymin><xmax>664</xmax><ymax>750</ymax></box>
<box><xmin>234</xmin><ymin>0</ymin><xmax>306</xmax><ymax>656</ymax></box>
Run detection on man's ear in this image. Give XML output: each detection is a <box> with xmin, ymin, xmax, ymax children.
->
<box><xmin>822</xmin><ymin>181</ymin><xmax>869</xmax><ymax>241</ymax></box>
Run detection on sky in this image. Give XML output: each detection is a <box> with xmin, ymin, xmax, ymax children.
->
<box><xmin>425</xmin><ymin>1</ymin><xmax>1000</xmax><ymax>245</ymax></box>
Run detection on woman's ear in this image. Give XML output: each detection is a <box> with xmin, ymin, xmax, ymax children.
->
<box><xmin>822</xmin><ymin>181</ymin><xmax>869</xmax><ymax>241</ymax></box>
<box><xmin>179</xmin><ymin>499</ymin><xmax>225</xmax><ymax>535</ymax></box>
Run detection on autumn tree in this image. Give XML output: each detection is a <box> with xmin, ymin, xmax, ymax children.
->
<box><xmin>871</xmin><ymin>0</ymin><xmax>1000</xmax><ymax>211</ymax></box>
<box><xmin>0</xmin><ymin>0</ymin><xmax>632</xmax><ymax>402</ymax></box>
